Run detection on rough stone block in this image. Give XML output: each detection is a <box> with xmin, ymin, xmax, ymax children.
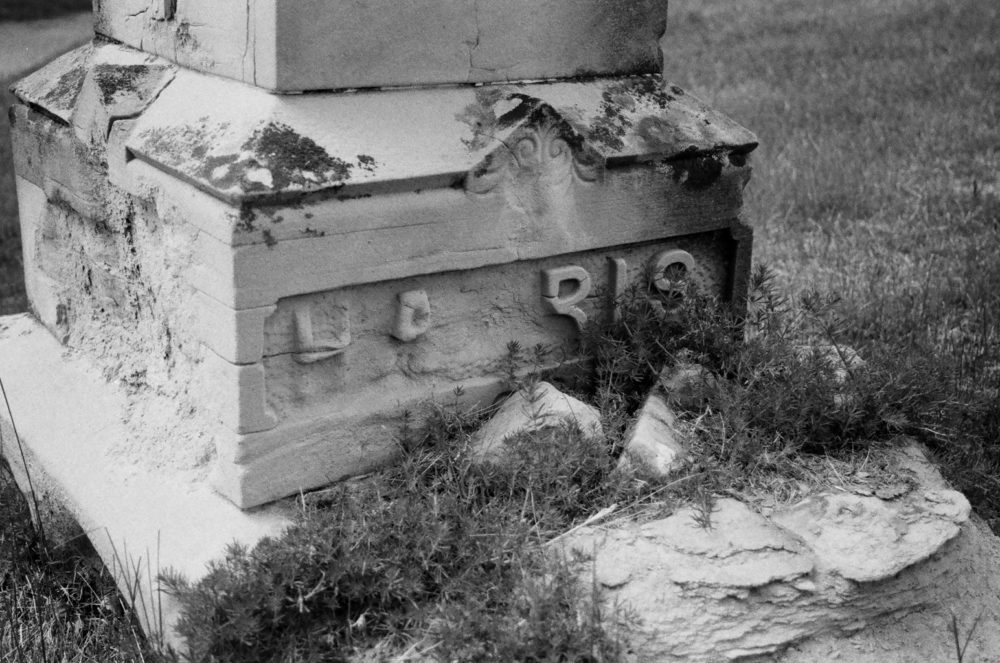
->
<box><xmin>9</xmin><ymin>42</ymin><xmax>756</xmax><ymax>507</ymax></box>
<box><xmin>0</xmin><ymin>314</ymin><xmax>291</xmax><ymax>651</ymax></box>
<box><xmin>559</xmin><ymin>445</ymin><xmax>974</xmax><ymax>662</ymax></box>
<box><xmin>93</xmin><ymin>0</ymin><xmax>669</xmax><ymax>92</ymax></box>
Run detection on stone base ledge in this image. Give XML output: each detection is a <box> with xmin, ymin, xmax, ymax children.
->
<box><xmin>0</xmin><ymin>313</ymin><xmax>292</xmax><ymax>650</ymax></box>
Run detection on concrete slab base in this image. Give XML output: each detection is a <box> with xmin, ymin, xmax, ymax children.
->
<box><xmin>0</xmin><ymin>313</ymin><xmax>292</xmax><ymax>651</ymax></box>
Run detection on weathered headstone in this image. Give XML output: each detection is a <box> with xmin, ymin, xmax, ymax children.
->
<box><xmin>4</xmin><ymin>2</ymin><xmax>755</xmax><ymax>512</ymax></box>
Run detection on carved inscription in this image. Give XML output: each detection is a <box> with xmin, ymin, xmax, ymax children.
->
<box><xmin>540</xmin><ymin>265</ymin><xmax>592</xmax><ymax>330</ymax></box>
<box><xmin>648</xmin><ymin>249</ymin><xmax>695</xmax><ymax>297</ymax></box>
<box><xmin>543</xmin><ymin>250</ymin><xmax>700</xmax><ymax>329</ymax></box>
<box><xmin>292</xmin><ymin>303</ymin><xmax>351</xmax><ymax>364</ymax></box>
<box><xmin>392</xmin><ymin>289</ymin><xmax>432</xmax><ymax>342</ymax></box>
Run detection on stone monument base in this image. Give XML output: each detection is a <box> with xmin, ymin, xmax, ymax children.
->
<box><xmin>0</xmin><ymin>313</ymin><xmax>291</xmax><ymax>650</ymax></box>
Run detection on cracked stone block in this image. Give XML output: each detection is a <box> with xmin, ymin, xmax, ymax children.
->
<box><xmin>93</xmin><ymin>0</ymin><xmax>670</xmax><ymax>91</ymax></box>
<box><xmin>469</xmin><ymin>382</ymin><xmax>603</xmax><ymax>463</ymax></box>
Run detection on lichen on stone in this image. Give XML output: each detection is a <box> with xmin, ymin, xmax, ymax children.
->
<box><xmin>93</xmin><ymin>64</ymin><xmax>152</xmax><ymax>105</ymax></box>
<box><xmin>42</xmin><ymin>65</ymin><xmax>87</xmax><ymax>109</ymax></box>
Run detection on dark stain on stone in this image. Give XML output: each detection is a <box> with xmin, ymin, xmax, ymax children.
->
<box><xmin>496</xmin><ymin>93</ymin><xmax>541</xmax><ymax>130</ymax></box>
<box><xmin>335</xmin><ymin>192</ymin><xmax>372</xmax><ymax>201</ymax></box>
<box><xmin>175</xmin><ymin>22</ymin><xmax>198</xmax><ymax>50</ymax></box>
<box><xmin>244</xmin><ymin>122</ymin><xmax>352</xmax><ymax>191</ymax></box>
<box><xmin>43</xmin><ymin>65</ymin><xmax>86</xmax><ymax>109</ymax></box>
<box><xmin>587</xmin><ymin>75</ymin><xmax>683</xmax><ymax>153</ymax></box>
<box><xmin>238</xmin><ymin>205</ymin><xmax>257</xmax><ymax>232</ymax></box>
<box><xmin>190</xmin><ymin>143</ymin><xmax>208</xmax><ymax>160</ymax></box>
<box><xmin>262</xmin><ymin>228</ymin><xmax>277</xmax><ymax>248</ymax></box>
<box><xmin>357</xmin><ymin>154</ymin><xmax>377</xmax><ymax>172</ymax></box>
<box><xmin>471</xmin><ymin>151</ymin><xmax>495</xmax><ymax>179</ymax></box>
<box><xmin>669</xmin><ymin>153</ymin><xmax>725</xmax><ymax>189</ymax></box>
<box><xmin>198</xmin><ymin>153</ymin><xmax>241</xmax><ymax>189</ymax></box>
<box><xmin>141</xmin><ymin>120</ymin><xmax>352</xmax><ymax>197</ymax></box>
<box><xmin>670</xmin><ymin>85</ymin><xmax>685</xmax><ymax>96</ymax></box>
<box><xmin>636</xmin><ymin>116</ymin><xmax>681</xmax><ymax>152</ymax></box>
<box><xmin>56</xmin><ymin>302</ymin><xmax>70</xmax><ymax>327</ymax></box>
<box><xmin>623</xmin><ymin>76</ymin><xmax>674</xmax><ymax>109</ymax></box>
<box><xmin>93</xmin><ymin>64</ymin><xmax>150</xmax><ymax>105</ymax></box>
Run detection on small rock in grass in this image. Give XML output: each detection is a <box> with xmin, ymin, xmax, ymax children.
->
<box><xmin>469</xmin><ymin>382</ymin><xmax>602</xmax><ymax>463</ymax></box>
<box><xmin>618</xmin><ymin>391</ymin><xmax>687</xmax><ymax>477</ymax></box>
<box><xmin>660</xmin><ymin>361</ymin><xmax>718</xmax><ymax>410</ymax></box>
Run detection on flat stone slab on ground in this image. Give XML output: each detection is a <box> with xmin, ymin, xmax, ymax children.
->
<box><xmin>0</xmin><ymin>313</ymin><xmax>292</xmax><ymax>649</ymax></box>
<box><xmin>559</xmin><ymin>444</ymin><xmax>980</xmax><ymax>662</ymax></box>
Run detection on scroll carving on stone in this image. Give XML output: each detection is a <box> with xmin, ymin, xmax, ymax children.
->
<box><xmin>465</xmin><ymin>112</ymin><xmax>602</xmax><ymax>196</ymax></box>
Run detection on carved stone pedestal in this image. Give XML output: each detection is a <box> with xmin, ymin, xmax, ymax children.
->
<box><xmin>8</xmin><ymin>3</ymin><xmax>756</xmax><ymax>509</ymax></box>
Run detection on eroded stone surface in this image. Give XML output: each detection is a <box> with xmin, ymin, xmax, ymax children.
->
<box><xmin>560</xmin><ymin>445</ymin><xmax>973</xmax><ymax>662</ymax></box>
<box><xmin>772</xmin><ymin>490</ymin><xmax>970</xmax><ymax>582</ymax></box>
<box><xmin>470</xmin><ymin>382</ymin><xmax>603</xmax><ymax>463</ymax></box>
<box><xmin>9</xmin><ymin>40</ymin><xmax>755</xmax><ymax>508</ymax></box>
<box><xmin>94</xmin><ymin>0</ymin><xmax>669</xmax><ymax>91</ymax></box>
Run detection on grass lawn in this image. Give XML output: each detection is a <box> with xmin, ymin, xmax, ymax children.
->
<box><xmin>0</xmin><ymin>0</ymin><xmax>91</xmax><ymax>22</ymax></box>
<box><xmin>1</xmin><ymin>0</ymin><xmax>999</xmax><ymax>659</ymax></box>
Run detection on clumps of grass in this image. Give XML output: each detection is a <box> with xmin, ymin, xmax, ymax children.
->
<box><xmin>163</xmin><ymin>261</ymin><xmax>998</xmax><ymax>659</ymax></box>
<box><xmin>0</xmin><ymin>461</ymin><xmax>154</xmax><ymax>662</ymax></box>
<box><xmin>163</xmin><ymin>412</ymin><xmax>641</xmax><ymax>662</ymax></box>
<box><xmin>584</xmin><ymin>264</ymin><xmax>958</xmax><ymax>507</ymax></box>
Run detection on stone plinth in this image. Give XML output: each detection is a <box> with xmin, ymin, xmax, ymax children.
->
<box><xmin>93</xmin><ymin>0</ymin><xmax>669</xmax><ymax>92</ymax></box>
<box><xmin>0</xmin><ymin>314</ymin><xmax>292</xmax><ymax>650</ymax></box>
<box><xmin>9</xmin><ymin>39</ymin><xmax>755</xmax><ymax>508</ymax></box>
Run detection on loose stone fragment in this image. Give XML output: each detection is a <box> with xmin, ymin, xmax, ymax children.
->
<box><xmin>470</xmin><ymin>382</ymin><xmax>603</xmax><ymax>463</ymax></box>
<box><xmin>617</xmin><ymin>391</ymin><xmax>687</xmax><ymax>477</ymax></box>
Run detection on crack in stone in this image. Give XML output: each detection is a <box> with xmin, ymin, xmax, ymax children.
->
<box><xmin>243</xmin><ymin>0</ymin><xmax>255</xmax><ymax>86</ymax></box>
<box><xmin>466</xmin><ymin>0</ymin><xmax>482</xmax><ymax>81</ymax></box>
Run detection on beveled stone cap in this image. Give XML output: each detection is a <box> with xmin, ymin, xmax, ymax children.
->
<box><xmin>15</xmin><ymin>42</ymin><xmax>757</xmax><ymax>209</ymax></box>
<box><xmin>93</xmin><ymin>0</ymin><xmax>669</xmax><ymax>92</ymax></box>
